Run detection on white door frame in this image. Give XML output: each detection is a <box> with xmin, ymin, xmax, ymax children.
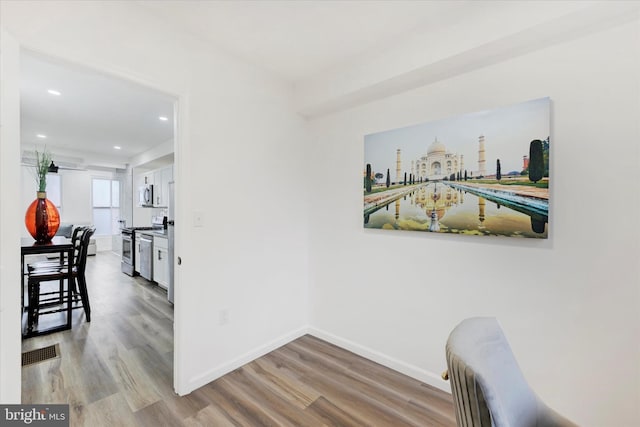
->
<box><xmin>0</xmin><ymin>28</ymin><xmax>23</xmax><ymax>404</ymax></box>
<box><xmin>0</xmin><ymin>38</ymin><xmax>189</xmax><ymax>398</ymax></box>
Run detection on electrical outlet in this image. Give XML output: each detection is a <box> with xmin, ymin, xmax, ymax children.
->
<box><xmin>193</xmin><ymin>210</ymin><xmax>204</xmax><ymax>227</ymax></box>
<box><xmin>219</xmin><ymin>309</ymin><xmax>229</xmax><ymax>326</ymax></box>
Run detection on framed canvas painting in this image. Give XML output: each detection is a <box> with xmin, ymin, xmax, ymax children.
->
<box><xmin>363</xmin><ymin>97</ymin><xmax>550</xmax><ymax>238</ymax></box>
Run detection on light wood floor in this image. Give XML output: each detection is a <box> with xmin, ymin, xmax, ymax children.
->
<box><xmin>22</xmin><ymin>252</ymin><xmax>456</xmax><ymax>426</ymax></box>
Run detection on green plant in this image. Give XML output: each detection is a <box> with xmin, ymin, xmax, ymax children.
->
<box><xmin>33</xmin><ymin>149</ymin><xmax>52</xmax><ymax>192</ymax></box>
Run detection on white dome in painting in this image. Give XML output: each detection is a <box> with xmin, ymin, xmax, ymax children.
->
<box><xmin>427</xmin><ymin>138</ymin><xmax>446</xmax><ymax>155</ymax></box>
<box><xmin>413</xmin><ymin>137</ymin><xmax>462</xmax><ymax>181</ymax></box>
<box><xmin>412</xmin><ymin>136</ymin><xmax>461</xmax><ymax>182</ymax></box>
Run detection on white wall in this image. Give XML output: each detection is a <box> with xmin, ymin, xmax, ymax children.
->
<box><xmin>307</xmin><ymin>16</ymin><xmax>639</xmax><ymax>427</ymax></box>
<box><xmin>0</xmin><ymin>0</ymin><xmax>309</xmax><ymax>397</ymax></box>
<box><xmin>3</xmin><ymin>2</ymin><xmax>637</xmax><ymax>426</ymax></box>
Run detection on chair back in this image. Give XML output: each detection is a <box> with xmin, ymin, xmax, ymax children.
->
<box><xmin>446</xmin><ymin>317</ymin><xmax>539</xmax><ymax>427</ymax></box>
<box><xmin>71</xmin><ymin>226</ymin><xmax>87</xmax><ymax>263</ymax></box>
<box><xmin>75</xmin><ymin>227</ymin><xmax>95</xmax><ymax>275</ymax></box>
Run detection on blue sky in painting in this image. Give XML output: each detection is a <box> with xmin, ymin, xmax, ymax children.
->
<box><xmin>364</xmin><ymin>97</ymin><xmax>550</xmax><ymax>177</ymax></box>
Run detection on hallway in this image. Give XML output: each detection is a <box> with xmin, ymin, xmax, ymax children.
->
<box><xmin>21</xmin><ymin>252</ymin><xmax>455</xmax><ymax>426</ymax></box>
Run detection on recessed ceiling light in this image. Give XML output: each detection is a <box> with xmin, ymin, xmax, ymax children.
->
<box><xmin>36</xmin><ymin>134</ymin><xmax>47</xmax><ymax>139</ymax></box>
<box><xmin>47</xmin><ymin>89</ymin><xmax>61</xmax><ymax>96</ymax></box>
<box><xmin>114</xmin><ymin>146</ymin><xmax>121</xmax><ymax>150</ymax></box>
<box><xmin>158</xmin><ymin>116</ymin><xmax>168</xmax><ymax>121</ymax></box>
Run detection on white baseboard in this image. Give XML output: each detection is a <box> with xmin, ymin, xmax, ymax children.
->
<box><xmin>307</xmin><ymin>327</ymin><xmax>451</xmax><ymax>394</ymax></box>
<box><xmin>183</xmin><ymin>326</ymin><xmax>308</xmax><ymax>395</ymax></box>
<box><xmin>180</xmin><ymin>325</ymin><xmax>451</xmax><ymax>396</ymax></box>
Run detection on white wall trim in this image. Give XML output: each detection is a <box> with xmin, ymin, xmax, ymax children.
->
<box><xmin>182</xmin><ymin>326</ymin><xmax>308</xmax><ymax>395</ymax></box>
<box><xmin>308</xmin><ymin>327</ymin><xmax>451</xmax><ymax>394</ymax></box>
<box><xmin>182</xmin><ymin>324</ymin><xmax>453</xmax><ymax>396</ymax></box>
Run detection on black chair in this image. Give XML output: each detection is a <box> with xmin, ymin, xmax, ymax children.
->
<box><xmin>26</xmin><ymin>227</ymin><xmax>95</xmax><ymax>334</ymax></box>
<box><xmin>28</xmin><ymin>226</ymin><xmax>87</xmax><ymax>271</ymax></box>
<box><xmin>27</xmin><ymin>226</ymin><xmax>88</xmax><ymax>304</ymax></box>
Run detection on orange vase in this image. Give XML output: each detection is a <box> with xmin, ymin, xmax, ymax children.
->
<box><xmin>25</xmin><ymin>191</ymin><xmax>60</xmax><ymax>242</ymax></box>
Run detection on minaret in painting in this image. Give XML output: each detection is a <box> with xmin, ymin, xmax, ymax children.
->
<box><xmin>396</xmin><ymin>149</ymin><xmax>402</xmax><ymax>184</ymax></box>
<box><xmin>411</xmin><ymin>160</ymin><xmax>415</xmax><ymax>183</ymax></box>
<box><xmin>478</xmin><ymin>135</ymin><xmax>486</xmax><ymax>177</ymax></box>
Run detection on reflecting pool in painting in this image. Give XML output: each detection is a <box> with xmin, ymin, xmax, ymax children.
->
<box><xmin>364</xmin><ymin>182</ymin><xmax>547</xmax><ymax>238</ymax></box>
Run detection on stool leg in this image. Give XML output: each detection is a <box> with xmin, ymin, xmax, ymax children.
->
<box><xmin>76</xmin><ymin>276</ymin><xmax>91</xmax><ymax>322</ymax></box>
<box><xmin>27</xmin><ymin>280</ymin><xmax>40</xmax><ymax>334</ymax></box>
<box><xmin>33</xmin><ymin>282</ymin><xmax>40</xmax><ymax>327</ymax></box>
<box><xmin>59</xmin><ymin>278</ymin><xmax>64</xmax><ymax>304</ymax></box>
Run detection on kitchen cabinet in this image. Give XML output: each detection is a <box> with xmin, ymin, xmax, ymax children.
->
<box><xmin>153</xmin><ymin>235</ymin><xmax>169</xmax><ymax>289</ymax></box>
<box><xmin>152</xmin><ymin>165</ymin><xmax>173</xmax><ymax>207</ymax></box>
<box><xmin>161</xmin><ymin>166</ymin><xmax>172</xmax><ymax>206</ymax></box>
<box><xmin>152</xmin><ymin>169</ymin><xmax>162</xmax><ymax>206</ymax></box>
<box><xmin>141</xmin><ymin>171</ymin><xmax>154</xmax><ymax>186</ymax></box>
<box><xmin>134</xmin><ymin>164</ymin><xmax>173</xmax><ymax>208</ymax></box>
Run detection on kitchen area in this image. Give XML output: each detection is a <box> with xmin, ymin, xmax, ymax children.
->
<box><xmin>119</xmin><ymin>155</ymin><xmax>176</xmax><ymax>304</ymax></box>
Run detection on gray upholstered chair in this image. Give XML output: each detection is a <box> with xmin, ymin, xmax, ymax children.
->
<box><xmin>55</xmin><ymin>223</ymin><xmax>74</xmax><ymax>238</ymax></box>
<box><xmin>445</xmin><ymin>317</ymin><xmax>577</xmax><ymax>427</ymax></box>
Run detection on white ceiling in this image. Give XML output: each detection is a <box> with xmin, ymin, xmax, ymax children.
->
<box><xmin>22</xmin><ymin>1</ymin><xmax>477</xmax><ymax>170</ymax></box>
<box><xmin>20</xmin><ymin>1</ymin><xmax>605</xmax><ymax>169</ymax></box>
<box><xmin>138</xmin><ymin>0</ymin><xmax>482</xmax><ymax>83</ymax></box>
<box><xmin>20</xmin><ymin>51</ymin><xmax>175</xmax><ymax>169</ymax></box>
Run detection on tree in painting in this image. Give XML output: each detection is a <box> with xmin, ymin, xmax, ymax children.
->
<box><xmin>529</xmin><ymin>140</ymin><xmax>544</xmax><ymax>183</ymax></box>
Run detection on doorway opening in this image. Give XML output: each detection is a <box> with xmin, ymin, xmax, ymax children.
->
<box><xmin>19</xmin><ymin>49</ymin><xmax>181</xmax><ymax>403</ymax></box>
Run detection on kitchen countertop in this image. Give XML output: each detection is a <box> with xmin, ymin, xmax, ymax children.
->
<box><xmin>151</xmin><ymin>230</ymin><xmax>168</xmax><ymax>238</ymax></box>
<box><xmin>138</xmin><ymin>229</ymin><xmax>168</xmax><ymax>238</ymax></box>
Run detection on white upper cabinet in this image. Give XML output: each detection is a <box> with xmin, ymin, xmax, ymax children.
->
<box><xmin>153</xmin><ymin>165</ymin><xmax>173</xmax><ymax>207</ymax></box>
<box><xmin>135</xmin><ymin>164</ymin><xmax>173</xmax><ymax>208</ymax></box>
<box><xmin>142</xmin><ymin>171</ymin><xmax>154</xmax><ymax>186</ymax></box>
<box><xmin>160</xmin><ymin>165</ymin><xmax>172</xmax><ymax>207</ymax></box>
<box><xmin>153</xmin><ymin>169</ymin><xmax>162</xmax><ymax>206</ymax></box>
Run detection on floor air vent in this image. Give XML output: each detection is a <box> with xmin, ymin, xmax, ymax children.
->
<box><xmin>22</xmin><ymin>344</ymin><xmax>60</xmax><ymax>366</ymax></box>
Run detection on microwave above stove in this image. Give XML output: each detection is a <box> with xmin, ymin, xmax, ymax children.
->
<box><xmin>139</xmin><ymin>184</ymin><xmax>154</xmax><ymax>207</ymax></box>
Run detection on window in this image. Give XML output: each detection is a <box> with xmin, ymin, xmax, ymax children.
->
<box><xmin>47</xmin><ymin>174</ymin><xmax>61</xmax><ymax>208</ymax></box>
<box><xmin>92</xmin><ymin>178</ymin><xmax>120</xmax><ymax>236</ymax></box>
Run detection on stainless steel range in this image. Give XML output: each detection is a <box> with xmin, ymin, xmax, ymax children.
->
<box><xmin>121</xmin><ymin>228</ymin><xmax>135</xmax><ymax>275</ymax></box>
<box><xmin>120</xmin><ymin>226</ymin><xmax>155</xmax><ymax>276</ymax></box>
